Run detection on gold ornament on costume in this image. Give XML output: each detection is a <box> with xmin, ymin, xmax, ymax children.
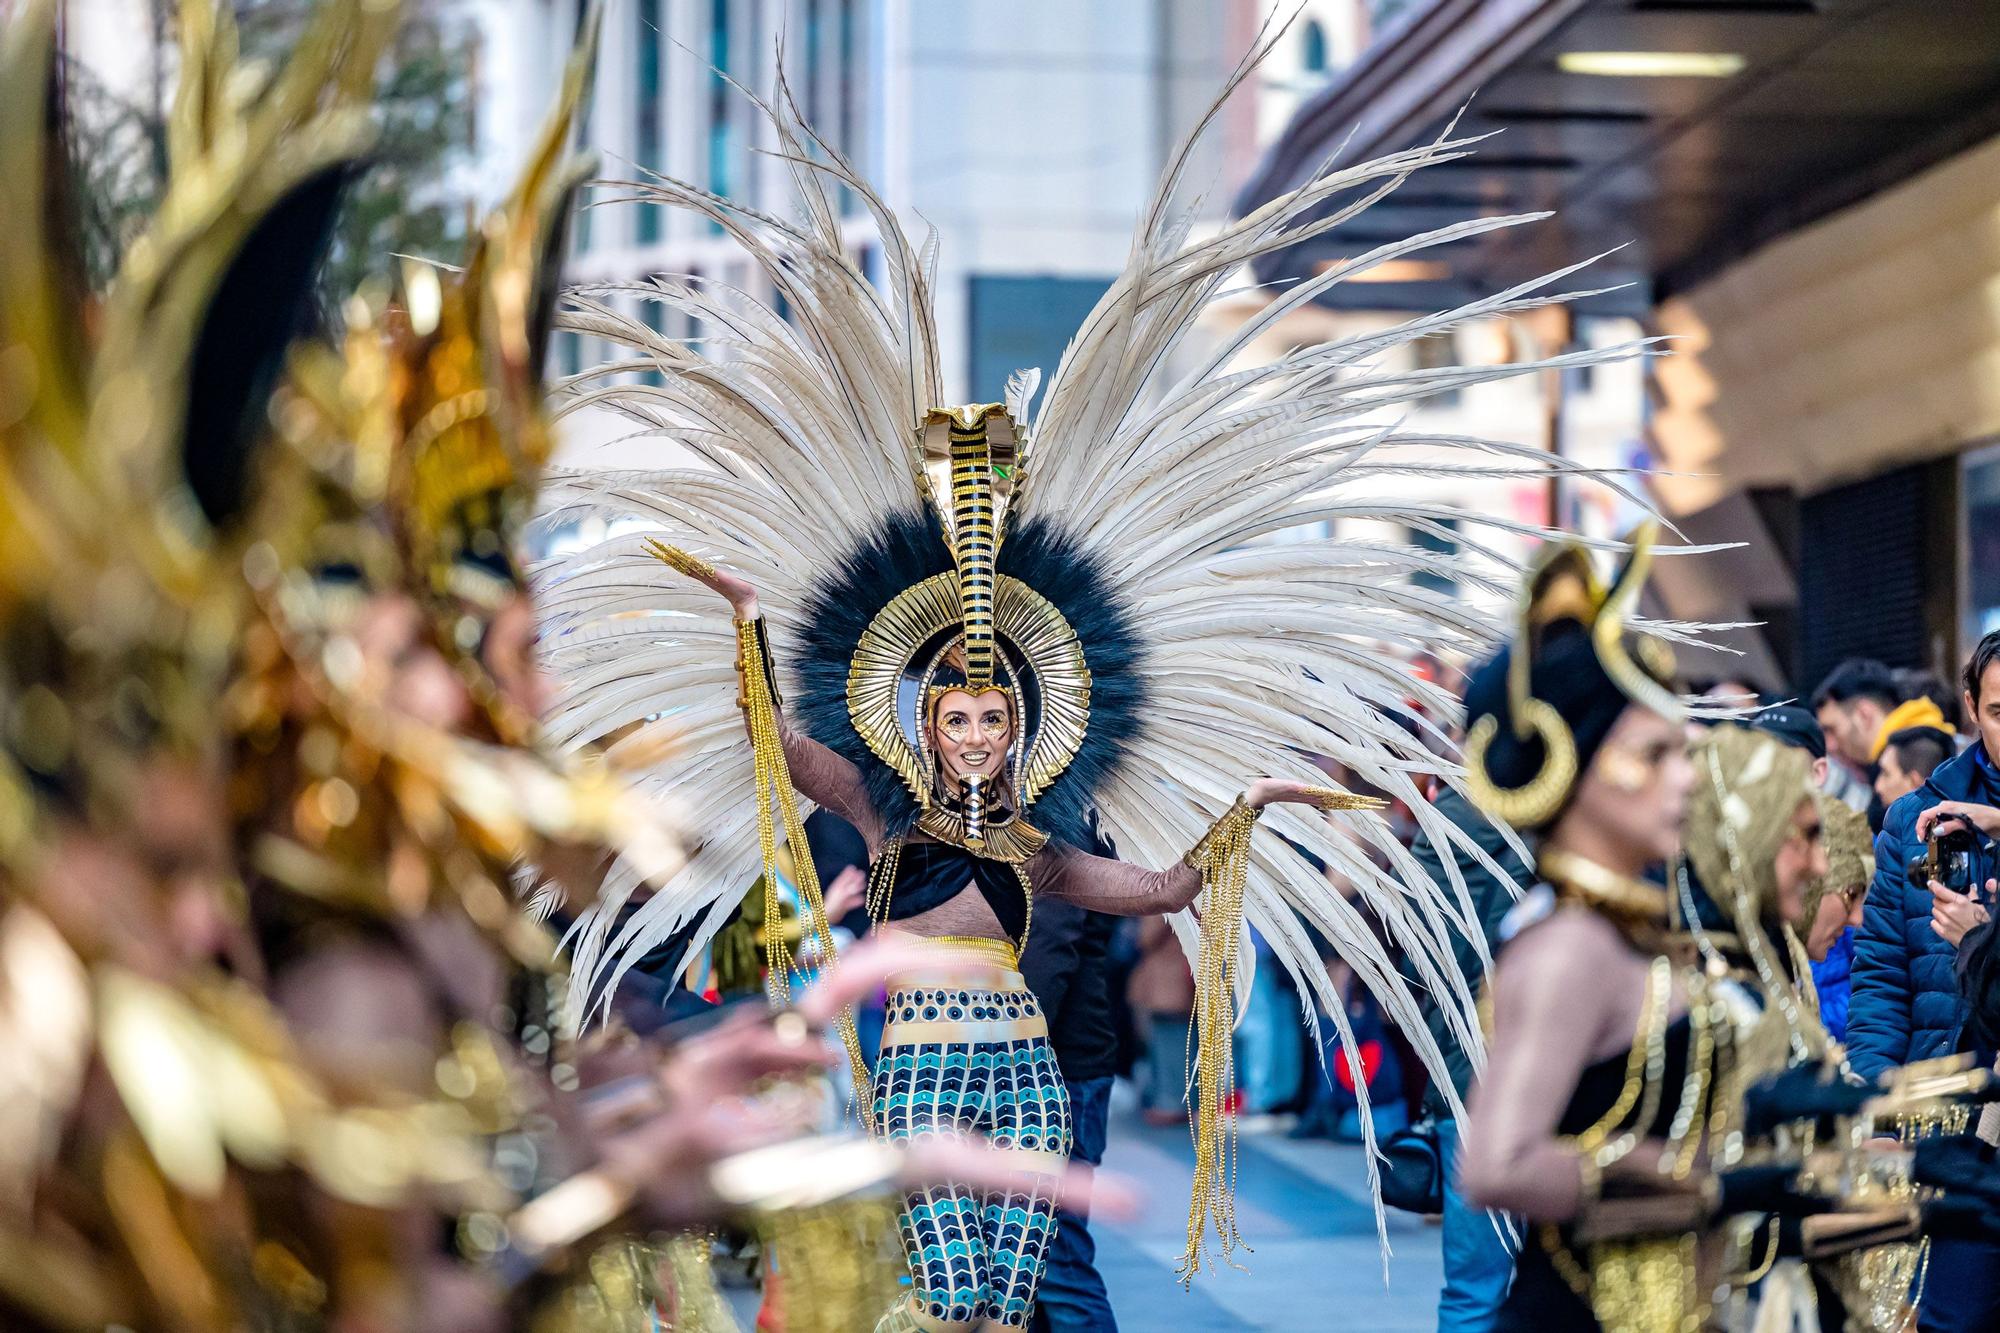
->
<box><xmin>275</xmin><ymin>12</ymin><xmax>600</xmax><ymax>750</ymax></box>
<box><xmin>1464</xmin><ymin>522</ymin><xmax>1682</xmax><ymax>831</ymax></box>
<box><xmin>734</xmin><ymin>615</ymin><xmax>874</xmax><ymax>1123</ymax></box>
<box><xmin>848</xmin><ymin>569</ymin><xmax>1090</xmax><ymax>823</ymax></box>
<box><xmin>0</xmin><ymin>0</ymin><xmax>388</xmax><ymax>836</ymax></box>
<box><xmin>1177</xmin><ymin>796</ymin><xmax>1260</xmax><ymax>1283</ymax></box>
<box><xmin>1463</xmin><ymin>699</ymin><xmax>1580</xmax><ymax>829</ymax></box>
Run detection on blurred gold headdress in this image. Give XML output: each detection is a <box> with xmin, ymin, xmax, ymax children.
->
<box><xmin>0</xmin><ymin>0</ymin><xmax>387</xmax><ymax>851</ymax></box>
<box><xmin>277</xmin><ymin>12</ymin><xmax>598</xmax><ymax>743</ymax></box>
<box><xmin>1686</xmin><ymin>723</ymin><xmax>1816</xmax><ymax>922</ymax></box>
<box><xmin>1808</xmin><ymin>792</ymin><xmax>1870</xmax><ymax>929</ymax></box>
<box><xmin>1462</xmin><ymin>523</ymin><xmax>1683</xmax><ymax>832</ymax></box>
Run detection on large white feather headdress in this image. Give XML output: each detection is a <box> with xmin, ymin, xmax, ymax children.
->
<box><xmin>535</xmin><ymin>20</ymin><xmax>1658</xmax><ymax>1246</ymax></box>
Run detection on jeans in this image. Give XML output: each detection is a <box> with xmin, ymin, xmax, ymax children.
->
<box><xmin>1437</xmin><ymin>1117</ymin><xmax>1516</xmax><ymax>1333</ymax></box>
<box><xmin>1142</xmin><ymin>1014</ymin><xmax>1192</xmax><ymax>1112</ymax></box>
<box><xmin>1029</xmin><ymin>1075</ymin><xmax>1118</xmax><ymax>1333</ymax></box>
<box><xmin>1918</xmin><ymin>1233</ymin><xmax>2000</xmax><ymax>1331</ymax></box>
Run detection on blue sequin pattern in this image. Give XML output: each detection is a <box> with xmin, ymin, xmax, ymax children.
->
<box><xmin>873</xmin><ymin>981</ymin><xmax>1073</xmax><ymax>1329</ymax></box>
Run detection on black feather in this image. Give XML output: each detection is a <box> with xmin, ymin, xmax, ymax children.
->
<box><xmin>788</xmin><ymin>510</ymin><xmax>1149</xmax><ymax>850</ymax></box>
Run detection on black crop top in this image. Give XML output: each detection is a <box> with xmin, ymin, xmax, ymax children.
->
<box><xmin>883</xmin><ymin>838</ymin><xmax>1028</xmax><ymax>943</ymax></box>
<box><xmin>1556</xmin><ymin>1012</ymin><xmax>1695</xmax><ymax>1139</ymax></box>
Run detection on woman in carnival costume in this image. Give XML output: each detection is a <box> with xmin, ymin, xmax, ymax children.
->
<box><xmin>1460</xmin><ymin>540</ymin><xmax>1968</xmax><ymax>1332</ymax></box>
<box><xmin>536</xmin><ymin>20</ymin><xmax>1664</xmax><ymax>1329</ymax></box>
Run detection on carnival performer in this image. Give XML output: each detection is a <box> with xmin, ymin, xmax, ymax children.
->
<box><xmin>533</xmin><ymin>15</ymin><xmax>1663</xmax><ymax>1326</ymax></box>
<box><xmin>0</xmin><ymin>2</ymin><xmax>1070</xmax><ymax>1326</ymax></box>
<box><xmin>1458</xmin><ymin>535</ymin><xmax>1862</xmax><ymax>1332</ymax></box>
<box><xmin>1458</xmin><ymin>533</ymin><xmax>1717</xmax><ymax>1331</ymax></box>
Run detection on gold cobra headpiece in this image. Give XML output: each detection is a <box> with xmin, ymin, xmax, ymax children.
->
<box><xmin>848</xmin><ymin>405</ymin><xmax>1089</xmax><ymax>850</ymax></box>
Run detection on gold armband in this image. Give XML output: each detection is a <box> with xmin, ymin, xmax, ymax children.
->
<box><xmin>734</xmin><ymin>615</ymin><xmax>784</xmax><ymax>711</ymax></box>
<box><xmin>1183</xmin><ymin>796</ymin><xmax>1259</xmax><ymax>869</ymax></box>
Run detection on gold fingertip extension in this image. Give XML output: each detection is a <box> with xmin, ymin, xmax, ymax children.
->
<box><xmin>643</xmin><ymin>538</ymin><xmax>717</xmax><ymax>583</ymax></box>
<box><xmin>1299</xmin><ymin>786</ymin><xmax>1390</xmax><ymax>813</ymax></box>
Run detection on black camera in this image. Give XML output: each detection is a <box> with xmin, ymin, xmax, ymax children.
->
<box><xmin>1910</xmin><ymin>827</ymin><xmax>1977</xmax><ymax>894</ymax></box>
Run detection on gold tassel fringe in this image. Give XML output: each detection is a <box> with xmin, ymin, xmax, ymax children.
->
<box><xmin>1177</xmin><ymin>797</ymin><xmax>1259</xmax><ymax>1283</ymax></box>
<box><xmin>737</xmin><ymin>619</ymin><xmax>874</xmax><ymax>1129</ymax></box>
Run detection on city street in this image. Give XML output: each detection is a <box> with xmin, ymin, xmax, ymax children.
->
<box><xmin>1095</xmin><ymin>1109</ymin><xmax>1443</xmax><ymax>1330</ymax></box>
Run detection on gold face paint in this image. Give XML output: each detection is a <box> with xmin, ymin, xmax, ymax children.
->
<box><xmin>1595</xmin><ymin>744</ymin><xmax>1657</xmax><ymax>795</ymax></box>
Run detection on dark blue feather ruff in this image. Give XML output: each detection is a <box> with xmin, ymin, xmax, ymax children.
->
<box><xmin>788</xmin><ymin>509</ymin><xmax>1146</xmax><ymax>850</ymax></box>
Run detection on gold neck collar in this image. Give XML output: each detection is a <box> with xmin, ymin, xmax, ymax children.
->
<box><xmin>914</xmin><ymin>806</ymin><xmax>1049</xmax><ymax>863</ymax></box>
<box><xmin>1540</xmin><ymin>850</ymin><xmax>1671</xmax><ymax>925</ymax></box>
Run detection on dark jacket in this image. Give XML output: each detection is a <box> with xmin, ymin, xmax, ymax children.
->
<box><xmin>1848</xmin><ymin>745</ymin><xmax>2000</xmax><ymax>1080</ymax></box>
<box><xmin>1810</xmin><ymin>926</ymin><xmax>1854</xmax><ymax>1043</ymax></box>
<box><xmin>1401</xmin><ymin>785</ymin><xmax>1529</xmax><ymax>1116</ymax></box>
<box><xmin>1019</xmin><ymin>897</ymin><xmax>1119</xmax><ymax>1083</ymax></box>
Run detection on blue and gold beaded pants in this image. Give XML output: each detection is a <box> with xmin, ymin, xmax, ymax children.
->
<box><xmin>873</xmin><ymin>967</ymin><xmax>1073</xmax><ymax>1331</ymax></box>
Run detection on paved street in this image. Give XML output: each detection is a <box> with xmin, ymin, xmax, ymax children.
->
<box><xmin>1092</xmin><ymin>1106</ymin><xmax>1444</xmax><ymax>1330</ymax></box>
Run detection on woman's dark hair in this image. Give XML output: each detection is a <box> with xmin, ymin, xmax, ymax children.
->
<box><xmin>1959</xmin><ymin>920</ymin><xmax>2000</xmax><ymax>1053</ymax></box>
<box><xmin>1962</xmin><ymin>631</ymin><xmax>2000</xmax><ymax>708</ymax></box>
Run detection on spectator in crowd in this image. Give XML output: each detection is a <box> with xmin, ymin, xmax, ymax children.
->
<box><xmin>1403</xmin><ymin>781</ymin><xmax>1529</xmax><ymax>1330</ymax></box>
<box><xmin>1812</xmin><ymin>658</ymin><xmax>1902</xmax><ymax>776</ymax></box>
<box><xmin>1020</xmin><ymin>889</ymin><xmax>1122</xmax><ymax>1333</ymax></box>
<box><xmin>1850</xmin><ymin>636</ymin><xmax>2000</xmax><ymax>1081</ymax></box>
<box><xmin>1895</xmin><ymin>667</ymin><xmax>1965</xmax><ymax>736</ymax></box>
<box><xmin>1849</xmin><ymin>630</ymin><xmax>2000</xmax><ymax>1331</ymax></box>
<box><xmin>1128</xmin><ymin>915</ymin><xmax>1195</xmax><ymax>1129</ymax></box>
<box><xmin>1750</xmin><ymin>702</ymin><xmax>1871</xmax><ymax>812</ymax></box>
<box><xmin>1877</xmin><ymin>725</ymin><xmax>1956</xmax><ymax>812</ymax></box>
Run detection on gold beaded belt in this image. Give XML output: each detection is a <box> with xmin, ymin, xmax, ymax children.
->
<box><xmin>920</xmin><ymin>935</ymin><xmax>1020</xmax><ymax>970</ymax></box>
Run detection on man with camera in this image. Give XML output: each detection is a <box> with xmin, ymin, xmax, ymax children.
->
<box><xmin>1849</xmin><ymin>631</ymin><xmax>2000</xmax><ymax>1331</ymax></box>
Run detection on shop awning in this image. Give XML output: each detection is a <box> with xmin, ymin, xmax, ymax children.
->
<box><xmin>1237</xmin><ymin>0</ymin><xmax>2000</xmax><ymax>314</ymax></box>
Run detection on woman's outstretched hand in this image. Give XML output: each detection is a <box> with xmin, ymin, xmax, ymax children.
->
<box><xmin>645</xmin><ymin>539</ymin><xmax>759</xmax><ymax>619</ymax></box>
<box><xmin>1244</xmin><ymin>778</ymin><xmax>1389</xmax><ymax>813</ymax></box>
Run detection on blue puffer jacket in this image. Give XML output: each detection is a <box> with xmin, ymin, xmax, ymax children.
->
<box><xmin>1810</xmin><ymin>927</ymin><xmax>1854</xmax><ymax>1043</ymax></box>
<box><xmin>1847</xmin><ymin>745</ymin><xmax>1999</xmax><ymax>1080</ymax></box>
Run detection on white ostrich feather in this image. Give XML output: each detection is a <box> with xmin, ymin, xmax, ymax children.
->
<box><xmin>533</xmin><ymin>19</ymin><xmax>1676</xmax><ymax>1251</ymax></box>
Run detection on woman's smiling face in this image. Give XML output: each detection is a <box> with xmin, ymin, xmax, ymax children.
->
<box><xmin>931</xmin><ymin>687</ymin><xmax>1014</xmax><ymax>785</ymax></box>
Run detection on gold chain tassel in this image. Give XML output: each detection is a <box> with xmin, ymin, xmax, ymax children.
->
<box><xmin>1177</xmin><ymin>797</ymin><xmax>1260</xmax><ymax>1283</ymax></box>
<box><xmin>737</xmin><ymin>618</ymin><xmax>875</xmax><ymax>1128</ymax></box>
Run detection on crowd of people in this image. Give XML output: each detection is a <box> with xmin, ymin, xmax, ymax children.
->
<box><xmin>8</xmin><ymin>3</ymin><xmax>2000</xmax><ymax>1332</ymax></box>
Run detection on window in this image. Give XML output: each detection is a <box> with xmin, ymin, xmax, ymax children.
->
<box><xmin>1408</xmin><ymin>518</ymin><xmax>1459</xmax><ymax>597</ymax></box>
<box><xmin>967</xmin><ymin>275</ymin><xmax>1114</xmax><ymax>405</ymax></box>
<box><xmin>1410</xmin><ymin>332</ymin><xmax>1461</xmax><ymax>409</ymax></box>
<box><xmin>635</xmin><ymin>0</ymin><xmax>663</xmax><ymax>241</ymax></box>
<box><xmin>1964</xmin><ymin>444</ymin><xmax>2000</xmax><ymax>644</ymax></box>
<box><xmin>558</xmin><ymin>329</ymin><xmax>582</xmax><ymax>379</ymax></box>
<box><xmin>837</xmin><ymin>0</ymin><xmax>861</xmax><ymax>215</ymax></box>
<box><xmin>803</xmin><ymin>0</ymin><xmax>822</xmax><ymax>123</ymax></box>
<box><xmin>639</xmin><ymin>293</ymin><xmax>667</xmax><ymax>387</ymax></box>
<box><xmin>708</xmin><ymin>0</ymin><xmax>733</xmax><ymax>212</ymax></box>
<box><xmin>572</xmin><ymin>0</ymin><xmax>596</xmax><ymax>253</ymax></box>
<box><xmin>1300</xmin><ymin>20</ymin><xmax>1328</xmax><ymax>73</ymax></box>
